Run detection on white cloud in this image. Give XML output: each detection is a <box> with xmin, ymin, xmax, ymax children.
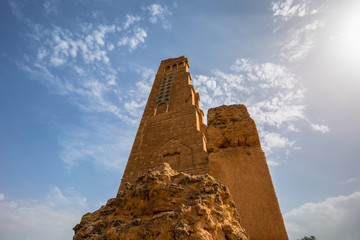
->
<box><xmin>193</xmin><ymin>58</ymin><xmax>326</xmax><ymax>161</ymax></box>
<box><xmin>341</xmin><ymin>178</ymin><xmax>358</xmax><ymax>184</ymax></box>
<box><xmin>272</xmin><ymin>0</ymin><xmax>319</xmax><ymax>21</ymax></box>
<box><xmin>146</xmin><ymin>3</ymin><xmax>172</xmax><ymax>29</ymax></box>
<box><xmin>108</xmin><ymin>78</ymin><xmax>116</xmax><ymax>86</ymax></box>
<box><xmin>9</xmin><ymin>0</ymin><xmax>25</xmax><ymax>20</ymax></box>
<box><xmin>0</xmin><ymin>187</ymin><xmax>88</xmax><ymax>240</ymax></box>
<box><xmin>50</xmin><ymin>56</ymin><xmax>66</xmax><ymax>66</ymax></box>
<box><xmin>59</xmin><ymin>119</ymin><xmax>133</xmax><ymax>171</ymax></box>
<box><xmin>93</xmin><ymin>24</ymin><xmax>115</xmax><ymax>46</ymax></box>
<box><xmin>19</xmin><ymin>19</ymin><xmax>151</xmax><ymax>125</ymax></box>
<box><xmin>280</xmin><ymin>20</ymin><xmax>325</xmax><ymax>62</ymax></box>
<box><xmin>46</xmin><ymin>187</ymin><xmax>88</xmax><ymax>208</ymax></box>
<box><xmin>124</xmin><ymin>100</ymin><xmax>147</xmax><ymax>117</ymax></box>
<box><xmin>74</xmin><ymin>66</ymin><xmax>84</xmax><ymax>75</ymax></box>
<box><xmin>37</xmin><ymin>48</ymin><xmax>48</xmax><ymax>60</ymax></box>
<box><xmin>0</xmin><ymin>193</ymin><xmax>4</xmax><ymax>201</ymax></box>
<box><xmin>53</xmin><ymin>31</ymin><xmax>70</xmax><ymax>55</ymax></box>
<box><xmin>118</xmin><ymin>27</ymin><xmax>147</xmax><ymax>52</ymax></box>
<box><xmin>33</xmin><ymin>23</ymin><xmax>117</xmax><ymax>66</ymax></box>
<box><xmin>123</xmin><ymin>67</ymin><xmax>155</xmax><ymax>117</ymax></box>
<box><xmin>107</xmin><ymin>43</ymin><xmax>114</xmax><ymax>51</ymax></box>
<box><xmin>310</xmin><ymin>123</ymin><xmax>330</xmax><ymax>133</ymax></box>
<box><xmin>37</xmin><ymin>67</ymin><xmax>155</xmax><ymax>172</ymax></box>
<box><xmin>69</xmin><ymin>79</ymin><xmax>133</xmax><ymax>122</ymax></box>
<box><xmin>13</xmin><ymin>5</ymin><xmax>159</xmax><ymax>126</ymax></box>
<box><xmin>284</xmin><ymin>191</ymin><xmax>360</xmax><ymax>240</ymax></box>
<box><xmin>21</xmin><ymin>47</ymin><xmax>155</xmax><ymax>125</ymax></box>
<box><xmin>21</xmin><ymin>59</ymin><xmax>138</xmax><ymax>124</ymax></box>
<box><xmin>230</xmin><ymin>59</ymin><xmax>306</xmax><ymax>129</ymax></box>
<box><xmin>135</xmin><ymin>67</ymin><xmax>155</xmax><ymax>94</ymax></box>
<box><xmin>268</xmin><ymin>160</ymin><xmax>281</xmax><ymax>166</ymax></box>
<box><xmin>43</xmin><ymin>0</ymin><xmax>60</xmax><ymax>15</ymax></box>
<box><xmin>261</xmin><ymin>131</ymin><xmax>295</xmax><ymax>154</ymax></box>
<box><xmin>123</xmin><ymin>14</ymin><xmax>141</xmax><ymax>30</ymax></box>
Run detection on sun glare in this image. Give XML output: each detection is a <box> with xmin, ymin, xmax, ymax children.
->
<box><xmin>328</xmin><ymin>1</ymin><xmax>360</xmax><ymax>70</ymax></box>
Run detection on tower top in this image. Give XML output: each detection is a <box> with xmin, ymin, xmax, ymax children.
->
<box><xmin>158</xmin><ymin>56</ymin><xmax>190</xmax><ymax>75</ymax></box>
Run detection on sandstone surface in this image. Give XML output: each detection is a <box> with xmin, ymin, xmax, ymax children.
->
<box><xmin>206</xmin><ymin>104</ymin><xmax>260</xmax><ymax>153</ymax></box>
<box><xmin>73</xmin><ymin>163</ymin><xmax>249</xmax><ymax>240</ymax></box>
<box><xmin>207</xmin><ymin>104</ymin><xmax>288</xmax><ymax>240</ymax></box>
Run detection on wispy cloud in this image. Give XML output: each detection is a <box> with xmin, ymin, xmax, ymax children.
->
<box><xmin>14</xmin><ymin>7</ymin><xmax>158</xmax><ymax>126</ymax></box>
<box><xmin>118</xmin><ymin>27</ymin><xmax>147</xmax><ymax>52</ymax></box>
<box><xmin>341</xmin><ymin>178</ymin><xmax>358</xmax><ymax>185</ymax></box>
<box><xmin>280</xmin><ymin>20</ymin><xmax>325</xmax><ymax>62</ymax></box>
<box><xmin>0</xmin><ymin>187</ymin><xmax>88</xmax><ymax>240</ymax></box>
<box><xmin>261</xmin><ymin>131</ymin><xmax>295</xmax><ymax>155</ymax></box>
<box><xmin>284</xmin><ymin>191</ymin><xmax>360</xmax><ymax>240</ymax></box>
<box><xmin>20</xmin><ymin>32</ymin><xmax>154</xmax><ymax>170</ymax></box>
<box><xmin>310</xmin><ymin>123</ymin><xmax>330</xmax><ymax>133</ymax></box>
<box><xmin>271</xmin><ymin>0</ymin><xmax>319</xmax><ymax>21</ymax></box>
<box><xmin>271</xmin><ymin>0</ymin><xmax>325</xmax><ymax>63</ymax></box>
<box><xmin>59</xmin><ymin>119</ymin><xmax>134</xmax><ymax>171</ymax></box>
<box><xmin>9</xmin><ymin>0</ymin><xmax>25</xmax><ymax>20</ymax></box>
<box><xmin>193</xmin><ymin>58</ymin><xmax>328</xmax><ymax>162</ymax></box>
<box><xmin>23</xmin><ymin>22</ymin><xmax>117</xmax><ymax>68</ymax></box>
<box><xmin>123</xmin><ymin>67</ymin><xmax>155</xmax><ymax>117</ymax></box>
<box><xmin>146</xmin><ymin>3</ymin><xmax>172</xmax><ymax>29</ymax></box>
<box><xmin>123</xmin><ymin>14</ymin><xmax>141</xmax><ymax>30</ymax></box>
<box><xmin>43</xmin><ymin>0</ymin><xmax>60</xmax><ymax>15</ymax></box>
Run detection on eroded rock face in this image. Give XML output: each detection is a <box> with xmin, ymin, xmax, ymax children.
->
<box><xmin>206</xmin><ymin>105</ymin><xmax>260</xmax><ymax>153</ymax></box>
<box><xmin>73</xmin><ymin>163</ymin><xmax>248</xmax><ymax>240</ymax></box>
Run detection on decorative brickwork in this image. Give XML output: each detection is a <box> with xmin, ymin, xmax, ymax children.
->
<box><xmin>155</xmin><ymin>75</ymin><xmax>175</xmax><ymax>113</ymax></box>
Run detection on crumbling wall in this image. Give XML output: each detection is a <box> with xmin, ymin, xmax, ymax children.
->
<box><xmin>207</xmin><ymin>104</ymin><xmax>288</xmax><ymax>240</ymax></box>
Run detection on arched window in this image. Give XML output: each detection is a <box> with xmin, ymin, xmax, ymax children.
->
<box><xmin>166</xmin><ymin>66</ymin><xmax>171</xmax><ymax>71</ymax></box>
<box><xmin>178</xmin><ymin>62</ymin><xmax>184</xmax><ymax>67</ymax></box>
<box><xmin>172</xmin><ymin>64</ymin><xmax>177</xmax><ymax>69</ymax></box>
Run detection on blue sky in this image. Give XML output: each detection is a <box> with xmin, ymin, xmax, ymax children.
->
<box><xmin>0</xmin><ymin>0</ymin><xmax>359</xmax><ymax>239</ymax></box>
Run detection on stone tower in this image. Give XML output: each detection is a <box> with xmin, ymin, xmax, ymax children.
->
<box><xmin>119</xmin><ymin>56</ymin><xmax>208</xmax><ymax>191</ymax></box>
<box><xmin>119</xmin><ymin>56</ymin><xmax>288</xmax><ymax>240</ymax></box>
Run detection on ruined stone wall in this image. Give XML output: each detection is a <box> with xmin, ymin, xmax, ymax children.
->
<box><xmin>207</xmin><ymin>104</ymin><xmax>288</xmax><ymax>240</ymax></box>
<box><xmin>117</xmin><ymin>57</ymin><xmax>288</xmax><ymax>239</ymax></box>
<box><xmin>119</xmin><ymin>56</ymin><xmax>208</xmax><ymax>193</ymax></box>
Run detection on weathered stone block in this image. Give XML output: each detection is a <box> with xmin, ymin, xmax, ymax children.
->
<box><xmin>207</xmin><ymin>104</ymin><xmax>288</xmax><ymax>240</ymax></box>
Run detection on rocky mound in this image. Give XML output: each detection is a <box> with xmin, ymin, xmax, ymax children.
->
<box><xmin>73</xmin><ymin>163</ymin><xmax>249</xmax><ymax>240</ymax></box>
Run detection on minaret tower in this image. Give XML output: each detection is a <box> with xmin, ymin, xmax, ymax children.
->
<box><xmin>119</xmin><ymin>56</ymin><xmax>208</xmax><ymax>191</ymax></box>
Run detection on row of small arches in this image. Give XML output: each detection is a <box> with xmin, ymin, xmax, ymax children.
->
<box><xmin>164</xmin><ymin>61</ymin><xmax>186</xmax><ymax>72</ymax></box>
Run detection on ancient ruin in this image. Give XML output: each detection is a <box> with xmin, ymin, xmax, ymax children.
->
<box><xmin>73</xmin><ymin>163</ymin><xmax>249</xmax><ymax>240</ymax></box>
<box><xmin>74</xmin><ymin>56</ymin><xmax>288</xmax><ymax>240</ymax></box>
